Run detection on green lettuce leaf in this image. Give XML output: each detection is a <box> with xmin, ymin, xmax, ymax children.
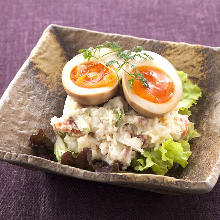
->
<box><xmin>132</xmin><ymin>139</ymin><xmax>192</xmax><ymax>175</ymax></box>
<box><xmin>178</xmin><ymin>107</ymin><xmax>192</xmax><ymax>116</ymax></box>
<box><xmin>177</xmin><ymin>71</ymin><xmax>202</xmax><ymax>116</ymax></box>
<box><xmin>185</xmin><ymin>122</ymin><xmax>200</xmax><ymax>141</ymax></box>
<box><xmin>54</xmin><ymin>135</ymin><xmax>68</xmax><ymax>162</ymax></box>
<box><xmin>132</xmin><ymin>71</ymin><xmax>202</xmax><ymax>175</ymax></box>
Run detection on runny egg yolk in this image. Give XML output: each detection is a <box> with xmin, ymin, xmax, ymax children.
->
<box><xmin>70</xmin><ymin>61</ymin><xmax>116</xmax><ymax>88</ymax></box>
<box><xmin>131</xmin><ymin>66</ymin><xmax>175</xmax><ymax>103</ymax></box>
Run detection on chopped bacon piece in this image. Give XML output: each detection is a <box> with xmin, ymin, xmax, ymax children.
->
<box><xmin>53</xmin><ymin>117</ymin><xmax>83</xmax><ymax>137</ymax></box>
<box><xmin>175</xmin><ymin>116</ymin><xmax>189</xmax><ymax>139</ymax></box>
<box><xmin>66</xmin><ymin>118</ymin><xmax>74</xmax><ymax>125</ymax></box>
<box><xmin>71</xmin><ymin>128</ymin><xmax>83</xmax><ymax>136</ymax></box>
<box><xmin>135</xmin><ymin>134</ymin><xmax>145</xmax><ymax>143</ymax></box>
<box><xmin>122</xmin><ymin>146</ymin><xmax>130</xmax><ymax>160</ymax></box>
<box><xmin>181</xmin><ymin>118</ymin><xmax>189</xmax><ymax>139</ymax></box>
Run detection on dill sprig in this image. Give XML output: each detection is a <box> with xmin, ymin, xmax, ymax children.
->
<box><xmin>78</xmin><ymin>42</ymin><xmax>153</xmax><ymax>89</ymax></box>
<box><xmin>126</xmin><ymin>65</ymin><xmax>149</xmax><ymax>89</ymax></box>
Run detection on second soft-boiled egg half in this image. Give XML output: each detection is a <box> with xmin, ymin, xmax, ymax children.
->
<box><xmin>62</xmin><ymin>48</ymin><xmax>122</xmax><ymax>105</ymax></box>
<box><xmin>122</xmin><ymin>51</ymin><xmax>182</xmax><ymax>117</ymax></box>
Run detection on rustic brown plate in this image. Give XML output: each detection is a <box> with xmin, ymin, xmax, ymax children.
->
<box><xmin>0</xmin><ymin>24</ymin><xmax>219</xmax><ymax>194</ymax></box>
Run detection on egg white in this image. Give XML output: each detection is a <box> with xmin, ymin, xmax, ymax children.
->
<box><xmin>122</xmin><ymin>51</ymin><xmax>182</xmax><ymax>117</ymax></box>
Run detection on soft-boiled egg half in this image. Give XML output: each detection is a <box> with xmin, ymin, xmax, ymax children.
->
<box><xmin>62</xmin><ymin>48</ymin><xmax>122</xmax><ymax>105</ymax></box>
<box><xmin>122</xmin><ymin>51</ymin><xmax>182</xmax><ymax>117</ymax></box>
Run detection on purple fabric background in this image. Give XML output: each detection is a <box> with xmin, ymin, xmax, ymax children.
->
<box><xmin>0</xmin><ymin>0</ymin><xmax>220</xmax><ymax>219</ymax></box>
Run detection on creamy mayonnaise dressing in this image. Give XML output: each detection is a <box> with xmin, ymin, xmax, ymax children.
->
<box><xmin>51</xmin><ymin>96</ymin><xmax>188</xmax><ymax>169</ymax></box>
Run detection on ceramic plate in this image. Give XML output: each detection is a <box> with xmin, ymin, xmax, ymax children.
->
<box><xmin>0</xmin><ymin>24</ymin><xmax>219</xmax><ymax>194</ymax></box>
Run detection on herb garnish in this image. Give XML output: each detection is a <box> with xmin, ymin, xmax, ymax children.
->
<box><xmin>114</xmin><ymin>109</ymin><xmax>124</xmax><ymax>127</ymax></box>
<box><xmin>82</xmin><ymin>128</ymin><xmax>90</xmax><ymax>135</ymax></box>
<box><xmin>79</xmin><ymin>42</ymin><xmax>153</xmax><ymax>89</ymax></box>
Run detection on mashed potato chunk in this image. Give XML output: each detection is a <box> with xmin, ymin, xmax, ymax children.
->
<box><xmin>51</xmin><ymin>96</ymin><xmax>188</xmax><ymax>170</ymax></box>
